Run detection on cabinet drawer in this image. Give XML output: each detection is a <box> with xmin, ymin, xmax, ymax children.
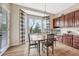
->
<box><xmin>74</xmin><ymin>45</ymin><xmax>79</xmax><ymax>48</ymax></box>
<box><xmin>73</xmin><ymin>44</ymin><xmax>79</xmax><ymax>49</ymax></box>
<box><xmin>73</xmin><ymin>36</ymin><xmax>79</xmax><ymax>42</ymax></box>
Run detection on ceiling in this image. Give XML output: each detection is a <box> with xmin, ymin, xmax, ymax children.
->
<box><xmin>16</xmin><ymin>3</ymin><xmax>76</xmax><ymax>14</ymax></box>
<box><xmin>22</xmin><ymin>9</ymin><xmax>49</xmax><ymax>17</ymax></box>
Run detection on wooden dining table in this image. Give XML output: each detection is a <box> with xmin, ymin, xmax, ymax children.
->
<box><xmin>30</xmin><ymin>34</ymin><xmax>47</xmax><ymax>56</ymax></box>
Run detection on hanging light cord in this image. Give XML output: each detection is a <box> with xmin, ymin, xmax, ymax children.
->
<box><xmin>44</xmin><ymin>1</ymin><xmax>46</xmax><ymax>19</ymax></box>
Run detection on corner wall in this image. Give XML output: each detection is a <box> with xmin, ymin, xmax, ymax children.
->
<box><xmin>10</xmin><ymin>4</ymin><xmax>21</xmax><ymax>46</ymax></box>
<box><xmin>10</xmin><ymin>4</ymin><xmax>28</xmax><ymax>46</ymax></box>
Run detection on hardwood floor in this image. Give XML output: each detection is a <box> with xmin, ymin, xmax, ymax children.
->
<box><xmin>2</xmin><ymin>41</ymin><xmax>79</xmax><ymax>56</ymax></box>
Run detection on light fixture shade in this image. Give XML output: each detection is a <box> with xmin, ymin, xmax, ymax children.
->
<box><xmin>43</xmin><ymin>3</ymin><xmax>49</xmax><ymax>19</ymax></box>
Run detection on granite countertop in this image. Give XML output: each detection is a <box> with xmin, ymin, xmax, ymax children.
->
<box><xmin>58</xmin><ymin>33</ymin><xmax>79</xmax><ymax>36</ymax></box>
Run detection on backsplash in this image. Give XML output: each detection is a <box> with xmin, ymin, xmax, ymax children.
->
<box><xmin>60</xmin><ymin>27</ymin><xmax>79</xmax><ymax>35</ymax></box>
<box><xmin>51</xmin><ymin>28</ymin><xmax>61</xmax><ymax>35</ymax></box>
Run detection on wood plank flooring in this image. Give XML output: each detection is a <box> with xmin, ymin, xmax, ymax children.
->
<box><xmin>2</xmin><ymin>41</ymin><xmax>79</xmax><ymax>56</ymax></box>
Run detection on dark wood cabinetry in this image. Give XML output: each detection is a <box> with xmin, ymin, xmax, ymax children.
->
<box><xmin>59</xmin><ymin>16</ymin><xmax>65</xmax><ymax>27</ymax></box>
<box><xmin>62</xmin><ymin>34</ymin><xmax>73</xmax><ymax>47</ymax></box>
<box><xmin>53</xmin><ymin>12</ymin><xmax>75</xmax><ymax>28</ymax></box>
<box><xmin>75</xmin><ymin>10</ymin><xmax>79</xmax><ymax>27</ymax></box>
<box><xmin>65</xmin><ymin>12</ymin><xmax>75</xmax><ymax>27</ymax></box>
<box><xmin>53</xmin><ymin>17</ymin><xmax>60</xmax><ymax>28</ymax></box>
<box><xmin>53</xmin><ymin>10</ymin><xmax>79</xmax><ymax>28</ymax></box>
<box><xmin>53</xmin><ymin>9</ymin><xmax>79</xmax><ymax>49</ymax></box>
<box><xmin>73</xmin><ymin>35</ymin><xmax>79</xmax><ymax>49</ymax></box>
<box><xmin>57</xmin><ymin>34</ymin><xmax>79</xmax><ymax>49</ymax></box>
<box><xmin>64</xmin><ymin>14</ymin><xmax>69</xmax><ymax>27</ymax></box>
<box><xmin>53</xmin><ymin>16</ymin><xmax>65</xmax><ymax>28</ymax></box>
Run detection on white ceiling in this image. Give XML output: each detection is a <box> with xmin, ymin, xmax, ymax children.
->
<box><xmin>16</xmin><ymin>3</ymin><xmax>76</xmax><ymax>14</ymax></box>
<box><xmin>22</xmin><ymin>9</ymin><xmax>49</xmax><ymax>17</ymax></box>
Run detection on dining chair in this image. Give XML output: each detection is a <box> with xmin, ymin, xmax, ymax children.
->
<box><xmin>41</xmin><ymin>34</ymin><xmax>56</xmax><ymax>56</ymax></box>
<box><xmin>28</xmin><ymin>33</ymin><xmax>38</xmax><ymax>55</ymax></box>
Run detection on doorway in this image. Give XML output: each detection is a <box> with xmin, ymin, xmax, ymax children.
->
<box><xmin>0</xmin><ymin>6</ymin><xmax>8</xmax><ymax>54</ymax></box>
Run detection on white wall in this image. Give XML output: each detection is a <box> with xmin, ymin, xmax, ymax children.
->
<box><xmin>10</xmin><ymin>4</ymin><xmax>29</xmax><ymax>46</ymax></box>
<box><xmin>10</xmin><ymin>4</ymin><xmax>20</xmax><ymax>46</ymax></box>
<box><xmin>25</xmin><ymin>13</ymin><xmax>28</xmax><ymax>41</ymax></box>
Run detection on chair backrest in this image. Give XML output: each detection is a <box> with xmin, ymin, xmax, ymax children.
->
<box><xmin>47</xmin><ymin>34</ymin><xmax>55</xmax><ymax>44</ymax></box>
<box><xmin>47</xmin><ymin>34</ymin><xmax>54</xmax><ymax>39</ymax></box>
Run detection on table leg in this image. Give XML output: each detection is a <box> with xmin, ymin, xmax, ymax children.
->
<box><xmin>52</xmin><ymin>41</ymin><xmax>54</xmax><ymax>54</ymax></box>
<box><xmin>47</xmin><ymin>46</ymin><xmax>48</xmax><ymax>56</ymax></box>
<box><xmin>38</xmin><ymin>41</ymin><xmax>40</xmax><ymax>56</ymax></box>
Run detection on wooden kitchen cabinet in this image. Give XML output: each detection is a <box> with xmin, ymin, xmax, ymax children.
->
<box><xmin>62</xmin><ymin>34</ymin><xmax>67</xmax><ymax>45</ymax></box>
<box><xmin>75</xmin><ymin>10</ymin><xmax>79</xmax><ymax>27</ymax></box>
<box><xmin>53</xmin><ymin>10</ymin><xmax>76</xmax><ymax>28</ymax></box>
<box><xmin>62</xmin><ymin>34</ymin><xmax>73</xmax><ymax>47</ymax></box>
<box><xmin>53</xmin><ymin>16</ymin><xmax>65</xmax><ymax>28</ymax></box>
<box><xmin>53</xmin><ymin>19</ymin><xmax>56</xmax><ymax>28</ymax></box>
<box><xmin>68</xmin><ymin>12</ymin><xmax>75</xmax><ymax>27</ymax></box>
<box><xmin>66</xmin><ymin>35</ymin><xmax>73</xmax><ymax>47</ymax></box>
<box><xmin>64</xmin><ymin>14</ymin><xmax>69</xmax><ymax>27</ymax></box>
<box><xmin>59</xmin><ymin>15</ymin><xmax>65</xmax><ymax>27</ymax></box>
<box><xmin>53</xmin><ymin>17</ymin><xmax>60</xmax><ymax>28</ymax></box>
<box><xmin>55</xmin><ymin>34</ymin><xmax>79</xmax><ymax>49</ymax></box>
<box><xmin>73</xmin><ymin>35</ymin><xmax>79</xmax><ymax>49</ymax></box>
<box><xmin>64</xmin><ymin>12</ymin><xmax>74</xmax><ymax>27</ymax></box>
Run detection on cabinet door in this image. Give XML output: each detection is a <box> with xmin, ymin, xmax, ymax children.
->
<box><xmin>66</xmin><ymin>35</ymin><xmax>73</xmax><ymax>47</ymax></box>
<box><xmin>59</xmin><ymin>16</ymin><xmax>65</xmax><ymax>27</ymax></box>
<box><xmin>75</xmin><ymin>10</ymin><xmax>79</xmax><ymax>27</ymax></box>
<box><xmin>62</xmin><ymin>35</ymin><xmax>67</xmax><ymax>44</ymax></box>
<box><xmin>65</xmin><ymin>12</ymin><xmax>74</xmax><ymax>27</ymax></box>
<box><xmin>62</xmin><ymin>34</ymin><xmax>73</xmax><ymax>46</ymax></box>
<box><xmin>53</xmin><ymin>19</ymin><xmax>56</xmax><ymax>28</ymax></box>
<box><xmin>73</xmin><ymin>36</ymin><xmax>79</xmax><ymax>49</ymax></box>
<box><xmin>53</xmin><ymin>18</ymin><xmax>60</xmax><ymax>28</ymax></box>
<box><xmin>68</xmin><ymin>12</ymin><xmax>75</xmax><ymax>27</ymax></box>
<box><xmin>64</xmin><ymin>14</ymin><xmax>69</xmax><ymax>27</ymax></box>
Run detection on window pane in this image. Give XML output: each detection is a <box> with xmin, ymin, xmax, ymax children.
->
<box><xmin>28</xmin><ymin>15</ymin><xmax>50</xmax><ymax>34</ymax></box>
<box><xmin>1</xmin><ymin>8</ymin><xmax>8</xmax><ymax>51</ymax></box>
<box><xmin>28</xmin><ymin>15</ymin><xmax>42</xmax><ymax>33</ymax></box>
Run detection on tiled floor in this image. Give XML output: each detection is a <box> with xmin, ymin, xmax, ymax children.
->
<box><xmin>2</xmin><ymin>41</ymin><xmax>79</xmax><ymax>56</ymax></box>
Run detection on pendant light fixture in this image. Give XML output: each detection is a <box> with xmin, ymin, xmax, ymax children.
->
<box><xmin>44</xmin><ymin>3</ymin><xmax>50</xmax><ymax>34</ymax></box>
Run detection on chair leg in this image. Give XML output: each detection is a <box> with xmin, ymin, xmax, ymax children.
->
<box><xmin>42</xmin><ymin>43</ymin><xmax>45</xmax><ymax>53</ymax></box>
<box><xmin>52</xmin><ymin>45</ymin><xmax>54</xmax><ymax>54</ymax></box>
<box><xmin>54</xmin><ymin>41</ymin><xmax>56</xmax><ymax>46</ymax></box>
<box><xmin>35</xmin><ymin>41</ymin><xmax>37</xmax><ymax>48</ymax></box>
<box><xmin>47</xmin><ymin>47</ymin><xmax>48</xmax><ymax>56</ymax></box>
<box><xmin>52</xmin><ymin>47</ymin><xmax>53</xmax><ymax>54</ymax></box>
<box><xmin>42</xmin><ymin>43</ymin><xmax>43</xmax><ymax>52</ymax></box>
<box><xmin>28</xmin><ymin>45</ymin><xmax>30</xmax><ymax>56</ymax></box>
<box><xmin>37</xmin><ymin>44</ymin><xmax>39</xmax><ymax>55</ymax></box>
